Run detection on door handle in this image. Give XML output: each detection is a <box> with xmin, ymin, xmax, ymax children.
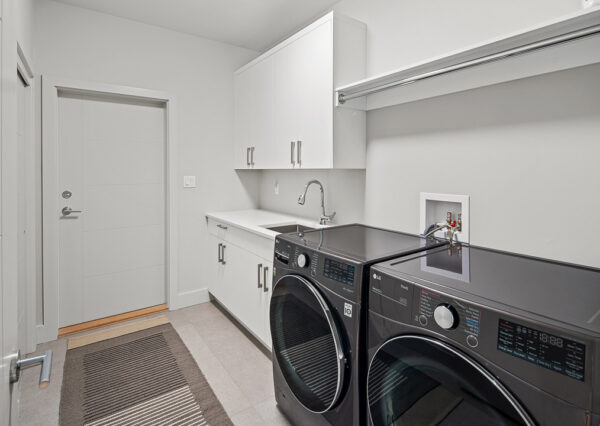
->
<box><xmin>297</xmin><ymin>140</ymin><xmax>302</xmax><ymax>167</ymax></box>
<box><xmin>250</xmin><ymin>147</ymin><xmax>255</xmax><ymax>166</ymax></box>
<box><xmin>221</xmin><ymin>244</ymin><xmax>226</xmax><ymax>264</ymax></box>
<box><xmin>10</xmin><ymin>350</ymin><xmax>53</xmax><ymax>388</ymax></box>
<box><xmin>257</xmin><ymin>263</ymin><xmax>263</xmax><ymax>288</ymax></box>
<box><xmin>263</xmin><ymin>266</ymin><xmax>269</xmax><ymax>292</ymax></box>
<box><xmin>290</xmin><ymin>141</ymin><xmax>296</xmax><ymax>166</ymax></box>
<box><xmin>62</xmin><ymin>206</ymin><xmax>82</xmax><ymax>216</ymax></box>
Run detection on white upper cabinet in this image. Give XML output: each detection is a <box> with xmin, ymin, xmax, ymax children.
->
<box><xmin>234</xmin><ymin>12</ymin><xmax>366</xmax><ymax>170</ymax></box>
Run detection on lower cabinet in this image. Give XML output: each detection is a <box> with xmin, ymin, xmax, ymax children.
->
<box><xmin>208</xmin><ymin>232</ymin><xmax>273</xmax><ymax>349</ymax></box>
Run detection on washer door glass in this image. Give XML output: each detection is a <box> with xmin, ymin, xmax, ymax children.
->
<box><xmin>368</xmin><ymin>335</ymin><xmax>534</xmax><ymax>426</ymax></box>
<box><xmin>270</xmin><ymin>275</ymin><xmax>346</xmax><ymax>414</ymax></box>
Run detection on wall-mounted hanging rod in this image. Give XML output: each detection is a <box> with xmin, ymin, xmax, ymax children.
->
<box><xmin>337</xmin><ymin>23</ymin><xmax>600</xmax><ymax>104</ymax></box>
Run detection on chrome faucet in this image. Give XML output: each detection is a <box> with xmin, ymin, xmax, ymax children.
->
<box><xmin>298</xmin><ymin>180</ymin><xmax>336</xmax><ymax>225</ymax></box>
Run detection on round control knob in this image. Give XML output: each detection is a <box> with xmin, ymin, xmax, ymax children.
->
<box><xmin>297</xmin><ymin>253</ymin><xmax>310</xmax><ymax>268</ymax></box>
<box><xmin>433</xmin><ymin>304</ymin><xmax>458</xmax><ymax>330</ymax></box>
<box><xmin>466</xmin><ymin>334</ymin><xmax>479</xmax><ymax>348</ymax></box>
<box><xmin>418</xmin><ymin>315</ymin><xmax>428</xmax><ymax>326</ymax></box>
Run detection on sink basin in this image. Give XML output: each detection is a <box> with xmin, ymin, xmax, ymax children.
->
<box><xmin>264</xmin><ymin>224</ymin><xmax>316</xmax><ymax>234</ymax></box>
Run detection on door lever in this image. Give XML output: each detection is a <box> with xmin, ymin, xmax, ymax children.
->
<box><xmin>62</xmin><ymin>207</ymin><xmax>82</xmax><ymax>216</ymax></box>
<box><xmin>10</xmin><ymin>350</ymin><xmax>53</xmax><ymax>388</ymax></box>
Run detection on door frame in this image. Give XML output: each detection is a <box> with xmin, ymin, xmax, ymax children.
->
<box><xmin>39</xmin><ymin>76</ymin><xmax>179</xmax><ymax>343</ymax></box>
<box><xmin>17</xmin><ymin>45</ymin><xmax>38</xmax><ymax>355</ymax></box>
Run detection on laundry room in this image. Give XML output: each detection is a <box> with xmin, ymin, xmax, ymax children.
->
<box><xmin>2</xmin><ymin>0</ymin><xmax>599</xmax><ymax>425</ymax></box>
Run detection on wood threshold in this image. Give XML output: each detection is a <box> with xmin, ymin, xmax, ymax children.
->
<box><xmin>58</xmin><ymin>304</ymin><xmax>168</xmax><ymax>337</ymax></box>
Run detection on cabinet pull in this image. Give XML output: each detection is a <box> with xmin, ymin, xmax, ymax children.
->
<box><xmin>251</xmin><ymin>147</ymin><xmax>255</xmax><ymax>166</ymax></box>
<box><xmin>221</xmin><ymin>245</ymin><xmax>226</xmax><ymax>264</ymax></box>
<box><xmin>297</xmin><ymin>140</ymin><xmax>302</xmax><ymax>166</ymax></box>
<box><xmin>218</xmin><ymin>243</ymin><xmax>222</xmax><ymax>263</ymax></box>
<box><xmin>217</xmin><ymin>224</ymin><xmax>228</xmax><ymax>230</ymax></box>
<box><xmin>263</xmin><ymin>266</ymin><xmax>269</xmax><ymax>292</ymax></box>
<box><xmin>246</xmin><ymin>147</ymin><xmax>250</xmax><ymax>166</ymax></box>
<box><xmin>290</xmin><ymin>141</ymin><xmax>296</xmax><ymax>166</ymax></box>
<box><xmin>257</xmin><ymin>264</ymin><xmax>263</xmax><ymax>288</ymax></box>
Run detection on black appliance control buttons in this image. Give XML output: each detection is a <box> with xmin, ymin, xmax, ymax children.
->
<box><xmin>467</xmin><ymin>334</ymin><xmax>479</xmax><ymax>348</ymax></box>
<box><xmin>418</xmin><ymin>315</ymin><xmax>428</xmax><ymax>326</ymax></box>
<box><xmin>434</xmin><ymin>304</ymin><xmax>459</xmax><ymax>330</ymax></box>
<box><xmin>297</xmin><ymin>253</ymin><xmax>309</xmax><ymax>268</ymax></box>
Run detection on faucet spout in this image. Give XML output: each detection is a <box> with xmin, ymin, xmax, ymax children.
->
<box><xmin>298</xmin><ymin>180</ymin><xmax>336</xmax><ymax>225</ymax></box>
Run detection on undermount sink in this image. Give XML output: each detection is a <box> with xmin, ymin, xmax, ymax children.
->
<box><xmin>264</xmin><ymin>224</ymin><xmax>316</xmax><ymax>234</ymax></box>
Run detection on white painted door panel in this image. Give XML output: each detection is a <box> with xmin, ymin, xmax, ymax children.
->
<box><xmin>57</xmin><ymin>93</ymin><xmax>166</xmax><ymax>328</ymax></box>
<box><xmin>295</xmin><ymin>21</ymin><xmax>334</xmax><ymax>169</ymax></box>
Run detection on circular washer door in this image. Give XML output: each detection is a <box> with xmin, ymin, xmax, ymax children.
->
<box><xmin>368</xmin><ymin>335</ymin><xmax>534</xmax><ymax>426</ymax></box>
<box><xmin>270</xmin><ymin>274</ymin><xmax>346</xmax><ymax>414</ymax></box>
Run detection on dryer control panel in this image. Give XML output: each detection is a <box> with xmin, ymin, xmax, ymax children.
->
<box><xmin>274</xmin><ymin>237</ymin><xmax>363</xmax><ymax>303</ymax></box>
<box><xmin>368</xmin><ymin>266</ymin><xmax>595</xmax><ymax>412</ymax></box>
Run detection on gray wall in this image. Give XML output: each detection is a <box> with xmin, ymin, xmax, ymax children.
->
<box><xmin>259</xmin><ymin>0</ymin><xmax>600</xmax><ymax>268</ymax></box>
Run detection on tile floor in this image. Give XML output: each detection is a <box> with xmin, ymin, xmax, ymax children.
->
<box><xmin>19</xmin><ymin>302</ymin><xmax>290</xmax><ymax>425</ymax></box>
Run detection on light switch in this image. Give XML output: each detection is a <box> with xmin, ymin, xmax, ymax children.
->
<box><xmin>183</xmin><ymin>176</ymin><xmax>196</xmax><ymax>188</ymax></box>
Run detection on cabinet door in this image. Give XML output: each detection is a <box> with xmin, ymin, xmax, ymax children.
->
<box><xmin>208</xmin><ymin>235</ymin><xmax>225</xmax><ymax>300</ymax></box>
<box><xmin>262</xmin><ymin>261</ymin><xmax>274</xmax><ymax>350</ymax></box>
<box><xmin>294</xmin><ymin>20</ymin><xmax>334</xmax><ymax>169</ymax></box>
<box><xmin>234</xmin><ymin>57</ymin><xmax>274</xmax><ymax>169</ymax></box>
<box><xmin>273</xmin><ymin>46</ymin><xmax>298</xmax><ymax>169</ymax></box>
<box><xmin>233</xmin><ymin>68</ymin><xmax>254</xmax><ymax>169</ymax></box>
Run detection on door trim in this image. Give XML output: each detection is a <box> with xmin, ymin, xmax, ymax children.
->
<box><xmin>39</xmin><ymin>76</ymin><xmax>180</xmax><ymax>344</ymax></box>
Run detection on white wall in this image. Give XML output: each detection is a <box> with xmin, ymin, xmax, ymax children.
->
<box><xmin>259</xmin><ymin>170</ymin><xmax>365</xmax><ymax>225</ymax></box>
<box><xmin>34</xmin><ymin>0</ymin><xmax>260</xmax><ymax>310</ymax></box>
<box><xmin>259</xmin><ymin>0</ymin><xmax>600</xmax><ymax>268</ymax></box>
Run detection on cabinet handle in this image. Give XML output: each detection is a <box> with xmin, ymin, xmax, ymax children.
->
<box><xmin>263</xmin><ymin>266</ymin><xmax>269</xmax><ymax>292</ymax></box>
<box><xmin>251</xmin><ymin>147</ymin><xmax>255</xmax><ymax>166</ymax></box>
<box><xmin>290</xmin><ymin>141</ymin><xmax>296</xmax><ymax>166</ymax></box>
<box><xmin>257</xmin><ymin>264</ymin><xmax>263</xmax><ymax>288</ymax></box>
<box><xmin>217</xmin><ymin>224</ymin><xmax>228</xmax><ymax>230</ymax></box>
<box><xmin>218</xmin><ymin>243</ymin><xmax>222</xmax><ymax>263</ymax></box>
<box><xmin>221</xmin><ymin>245</ymin><xmax>226</xmax><ymax>264</ymax></box>
<box><xmin>297</xmin><ymin>140</ymin><xmax>302</xmax><ymax>166</ymax></box>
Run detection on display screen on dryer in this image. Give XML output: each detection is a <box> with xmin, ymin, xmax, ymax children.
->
<box><xmin>497</xmin><ymin>319</ymin><xmax>585</xmax><ymax>381</ymax></box>
<box><xmin>324</xmin><ymin>259</ymin><xmax>355</xmax><ymax>286</ymax></box>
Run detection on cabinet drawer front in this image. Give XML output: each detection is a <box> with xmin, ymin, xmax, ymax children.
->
<box><xmin>208</xmin><ymin>219</ymin><xmax>274</xmax><ymax>262</ymax></box>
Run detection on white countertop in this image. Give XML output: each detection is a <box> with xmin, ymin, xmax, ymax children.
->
<box><xmin>205</xmin><ymin>209</ymin><xmax>324</xmax><ymax>239</ymax></box>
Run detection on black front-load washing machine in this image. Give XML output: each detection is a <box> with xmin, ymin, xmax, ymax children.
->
<box><xmin>367</xmin><ymin>243</ymin><xmax>600</xmax><ymax>426</ymax></box>
<box><xmin>269</xmin><ymin>224</ymin><xmax>444</xmax><ymax>425</ymax></box>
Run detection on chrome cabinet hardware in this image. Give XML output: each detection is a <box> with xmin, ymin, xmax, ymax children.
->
<box><xmin>221</xmin><ymin>244</ymin><xmax>226</xmax><ymax>264</ymax></box>
<box><xmin>10</xmin><ymin>350</ymin><xmax>53</xmax><ymax>388</ymax></box>
<box><xmin>218</xmin><ymin>243</ymin><xmax>223</xmax><ymax>263</ymax></box>
<box><xmin>290</xmin><ymin>141</ymin><xmax>296</xmax><ymax>165</ymax></box>
<box><xmin>257</xmin><ymin>264</ymin><xmax>263</xmax><ymax>288</ymax></box>
<box><xmin>297</xmin><ymin>140</ymin><xmax>302</xmax><ymax>166</ymax></box>
<box><xmin>217</xmin><ymin>224</ymin><xmax>228</xmax><ymax>230</ymax></box>
<box><xmin>246</xmin><ymin>147</ymin><xmax>251</xmax><ymax>166</ymax></box>
<box><xmin>61</xmin><ymin>206</ymin><xmax>82</xmax><ymax>216</ymax></box>
<box><xmin>250</xmin><ymin>147</ymin><xmax>255</xmax><ymax>166</ymax></box>
<box><xmin>263</xmin><ymin>266</ymin><xmax>269</xmax><ymax>292</ymax></box>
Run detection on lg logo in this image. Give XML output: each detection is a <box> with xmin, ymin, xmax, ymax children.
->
<box><xmin>372</xmin><ymin>273</ymin><xmax>381</xmax><ymax>281</ymax></box>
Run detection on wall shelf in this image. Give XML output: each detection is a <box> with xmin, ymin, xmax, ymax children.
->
<box><xmin>336</xmin><ymin>7</ymin><xmax>600</xmax><ymax>111</ymax></box>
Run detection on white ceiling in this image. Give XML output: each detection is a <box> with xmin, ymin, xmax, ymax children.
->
<box><xmin>54</xmin><ymin>0</ymin><xmax>340</xmax><ymax>51</ymax></box>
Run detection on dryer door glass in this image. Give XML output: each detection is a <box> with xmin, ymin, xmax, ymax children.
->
<box><xmin>368</xmin><ymin>335</ymin><xmax>533</xmax><ymax>426</ymax></box>
<box><xmin>270</xmin><ymin>274</ymin><xmax>346</xmax><ymax>414</ymax></box>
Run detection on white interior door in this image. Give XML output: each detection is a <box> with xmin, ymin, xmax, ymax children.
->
<box><xmin>57</xmin><ymin>92</ymin><xmax>167</xmax><ymax>328</ymax></box>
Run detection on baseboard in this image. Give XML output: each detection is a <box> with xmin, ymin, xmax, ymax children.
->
<box><xmin>170</xmin><ymin>288</ymin><xmax>210</xmax><ymax>310</ymax></box>
<box><xmin>58</xmin><ymin>304</ymin><xmax>168</xmax><ymax>337</ymax></box>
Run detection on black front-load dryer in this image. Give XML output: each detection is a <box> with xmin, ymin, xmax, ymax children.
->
<box><xmin>367</xmin><ymin>243</ymin><xmax>600</xmax><ymax>426</ymax></box>
<box><xmin>269</xmin><ymin>224</ymin><xmax>444</xmax><ymax>425</ymax></box>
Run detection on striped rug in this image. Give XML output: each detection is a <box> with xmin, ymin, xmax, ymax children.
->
<box><xmin>60</xmin><ymin>323</ymin><xmax>231</xmax><ymax>425</ymax></box>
